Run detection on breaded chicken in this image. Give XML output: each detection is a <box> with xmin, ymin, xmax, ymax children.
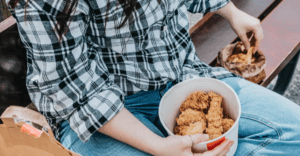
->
<box><xmin>176</xmin><ymin>108</ymin><xmax>206</xmax><ymax>126</ymax></box>
<box><xmin>174</xmin><ymin>125</ymin><xmax>181</xmax><ymax>135</ymax></box>
<box><xmin>206</xmin><ymin>92</ymin><xmax>224</xmax><ymax>140</ymax></box>
<box><xmin>206</xmin><ymin>107</ymin><xmax>223</xmax><ymax>125</ymax></box>
<box><xmin>180</xmin><ymin>91</ymin><xmax>210</xmax><ymax>112</ymax></box>
<box><xmin>222</xmin><ymin>118</ymin><xmax>235</xmax><ymax>133</ymax></box>
<box><xmin>174</xmin><ymin>91</ymin><xmax>235</xmax><ymax>140</ymax></box>
<box><xmin>208</xmin><ymin>92</ymin><xmax>222</xmax><ymax>107</ymax></box>
<box><xmin>174</xmin><ymin>121</ymin><xmax>206</xmax><ymax>136</ymax></box>
<box><xmin>206</xmin><ymin>125</ymin><xmax>223</xmax><ymax>140</ymax></box>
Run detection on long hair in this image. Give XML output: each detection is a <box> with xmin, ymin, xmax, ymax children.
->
<box><xmin>8</xmin><ymin>0</ymin><xmax>154</xmax><ymax>41</ymax></box>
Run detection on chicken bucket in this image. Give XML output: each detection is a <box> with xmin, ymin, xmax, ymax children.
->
<box><xmin>159</xmin><ymin>78</ymin><xmax>241</xmax><ymax>156</ymax></box>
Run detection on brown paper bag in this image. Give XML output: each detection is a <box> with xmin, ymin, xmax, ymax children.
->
<box><xmin>0</xmin><ymin>106</ymin><xmax>81</xmax><ymax>156</ymax></box>
<box><xmin>217</xmin><ymin>42</ymin><xmax>267</xmax><ymax>83</ymax></box>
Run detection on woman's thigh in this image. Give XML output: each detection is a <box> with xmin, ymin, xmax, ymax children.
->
<box><xmin>59</xmin><ymin>113</ymin><xmax>164</xmax><ymax>156</ymax></box>
<box><xmin>220</xmin><ymin>77</ymin><xmax>300</xmax><ymax>155</ymax></box>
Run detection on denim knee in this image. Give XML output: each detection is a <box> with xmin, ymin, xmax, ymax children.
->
<box><xmin>239</xmin><ymin>113</ymin><xmax>284</xmax><ymax>141</ymax></box>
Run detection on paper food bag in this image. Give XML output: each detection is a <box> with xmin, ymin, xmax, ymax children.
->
<box><xmin>217</xmin><ymin>42</ymin><xmax>267</xmax><ymax>83</ymax></box>
<box><xmin>0</xmin><ymin>106</ymin><xmax>80</xmax><ymax>156</ymax></box>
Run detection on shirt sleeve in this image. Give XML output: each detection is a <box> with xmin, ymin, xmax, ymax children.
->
<box><xmin>8</xmin><ymin>0</ymin><xmax>124</xmax><ymax>142</ymax></box>
<box><xmin>185</xmin><ymin>0</ymin><xmax>230</xmax><ymax>14</ymax></box>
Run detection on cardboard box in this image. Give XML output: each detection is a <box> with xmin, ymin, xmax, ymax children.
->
<box><xmin>0</xmin><ymin>106</ymin><xmax>80</xmax><ymax>156</ymax></box>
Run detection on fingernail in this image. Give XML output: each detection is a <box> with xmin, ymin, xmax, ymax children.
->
<box><xmin>203</xmin><ymin>134</ymin><xmax>209</xmax><ymax>140</ymax></box>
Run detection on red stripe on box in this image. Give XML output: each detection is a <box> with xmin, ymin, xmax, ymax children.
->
<box><xmin>20</xmin><ymin>124</ymin><xmax>42</xmax><ymax>138</ymax></box>
<box><xmin>207</xmin><ymin>136</ymin><xmax>226</xmax><ymax>150</ymax></box>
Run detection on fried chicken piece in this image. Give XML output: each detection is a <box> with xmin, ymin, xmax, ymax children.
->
<box><xmin>206</xmin><ymin>125</ymin><xmax>223</xmax><ymax>140</ymax></box>
<box><xmin>206</xmin><ymin>92</ymin><xmax>224</xmax><ymax>140</ymax></box>
<box><xmin>206</xmin><ymin>107</ymin><xmax>223</xmax><ymax>123</ymax></box>
<box><xmin>208</xmin><ymin>92</ymin><xmax>222</xmax><ymax>107</ymax></box>
<box><xmin>174</xmin><ymin>125</ymin><xmax>181</xmax><ymax>135</ymax></box>
<box><xmin>180</xmin><ymin>91</ymin><xmax>210</xmax><ymax>112</ymax></box>
<box><xmin>206</xmin><ymin>117</ymin><xmax>223</xmax><ymax>127</ymax></box>
<box><xmin>175</xmin><ymin>91</ymin><xmax>236</xmax><ymax>140</ymax></box>
<box><xmin>222</xmin><ymin>118</ymin><xmax>235</xmax><ymax>133</ymax></box>
<box><xmin>174</xmin><ymin>121</ymin><xmax>207</xmax><ymax>136</ymax></box>
<box><xmin>206</xmin><ymin>132</ymin><xmax>223</xmax><ymax>140</ymax></box>
<box><xmin>176</xmin><ymin>108</ymin><xmax>206</xmax><ymax>126</ymax></box>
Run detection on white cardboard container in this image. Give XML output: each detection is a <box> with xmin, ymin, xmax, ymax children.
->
<box><xmin>159</xmin><ymin>78</ymin><xmax>241</xmax><ymax>156</ymax></box>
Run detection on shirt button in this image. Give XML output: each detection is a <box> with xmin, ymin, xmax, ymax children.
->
<box><xmin>164</xmin><ymin>26</ymin><xmax>167</xmax><ymax>30</ymax></box>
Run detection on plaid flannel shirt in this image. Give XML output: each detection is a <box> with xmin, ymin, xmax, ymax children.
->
<box><xmin>8</xmin><ymin>0</ymin><xmax>237</xmax><ymax>143</ymax></box>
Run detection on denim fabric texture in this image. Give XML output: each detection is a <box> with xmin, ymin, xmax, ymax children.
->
<box><xmin>59</xmin><ymin>77</ymin><xmax>300</xmax><ymax>156</ymax></box>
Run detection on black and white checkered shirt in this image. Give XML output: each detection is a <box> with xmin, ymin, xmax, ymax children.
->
<box><xmin>8</xmin><ymin>0</ymin><xmax>236</xmax><ymax>142</ymax></box>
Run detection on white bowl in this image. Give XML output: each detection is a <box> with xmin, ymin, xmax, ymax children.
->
<box><xmin>159</xmin><ymin>78</ymin><xmax>241</xmax><ymax>156</ymax></box>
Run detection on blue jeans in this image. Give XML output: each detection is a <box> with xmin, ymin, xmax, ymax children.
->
<box><xmin>59</xmin><ymin>77</ymin><xmax>300</xmax><ymax>156</ymax></box>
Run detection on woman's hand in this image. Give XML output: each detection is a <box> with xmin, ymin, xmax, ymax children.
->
<box><xmin>228</xmin><ymin>10</ymin><xmax>263</xmax><ymax>52</ymax></box>
<box><xmin>155</xmin><ymin>133</ymin><xmax>234</xmax><ymax>156</ymax></box>
<box><xmin>215</xmin><ymin>1</ymin><xmax>264</xmax><ymax>52</ymax></box>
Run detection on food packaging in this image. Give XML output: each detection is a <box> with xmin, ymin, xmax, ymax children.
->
<box><xmin>217</xmin><ymin>41</ymin><xmax>267</xmax><ymax>84</ymax></box>
<box><xmin>0</xmin><ymin>106</ymin><xmax>80</xmax><ymax>156</ymax></box>
<box><xmin>159</xmin><ymin>78</ymin><xmax>241</xmax><ymax>156</ymax></box>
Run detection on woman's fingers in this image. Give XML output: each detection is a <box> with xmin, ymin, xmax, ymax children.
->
<box><xmin>199</xmin><ymin>139</ymin><xmax>234</xmax><ymax>156</ymax></box>
<box><xmin>239</xmin><ymin>33</ymin><xmax>251</xmax><ymax>50</ymax></box>
<box><xmin>239</xmin><ymin>24</ymin><xmax>263</xmax><ymax>52</ymax></box>
<box><xmin>189</xmin><ymin>134</ymin><xmax>210</xmax><ymax>146</ymax></box>
<box><xmin>252</xmin><ymin>24</ymin><xmax>264</xmax><ymax>52</ymax></box>
<box><xmin>217</xmin><ymin>140</ymin><xmax>234</xmax><ymax>156</ymax></box>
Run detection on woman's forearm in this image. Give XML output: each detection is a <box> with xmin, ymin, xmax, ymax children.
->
<box><xmin>97</xmin><ymin>108</ymin><xmax>163</xmax><ymax>155</ymax></box>
<box><xmin>214</xmin><ymin>1</ymin><xmax>240</xmax><ymax>23</ymax></box>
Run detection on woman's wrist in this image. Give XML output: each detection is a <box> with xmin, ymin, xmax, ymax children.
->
<box><xmin>148</xmin><ymin>136</ymin><xmax>166</xmax><ymax>156</ymax></box>
<box><xmin>214</xmin><ymin>1</ymin><xmax>240</xmax><ymax>23</ymax></box>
